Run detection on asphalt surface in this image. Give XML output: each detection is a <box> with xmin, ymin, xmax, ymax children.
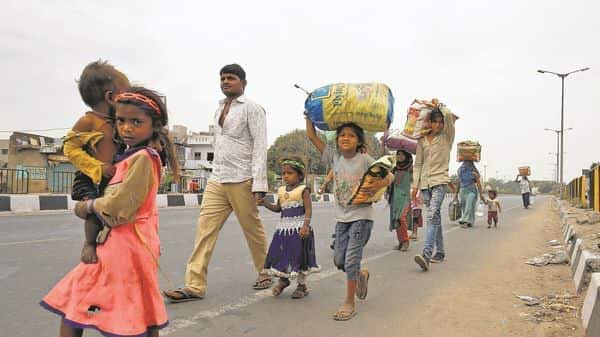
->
<box><xmin>0</xmin><ymin>194</ymin><xmax>537</xmax><ymax>337</ymax></box>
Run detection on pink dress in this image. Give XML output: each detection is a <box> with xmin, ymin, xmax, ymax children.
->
<box><xmin>41</xmin><ymin>148</ymin><xmax>168</xmax><ymax>337</ymax></box>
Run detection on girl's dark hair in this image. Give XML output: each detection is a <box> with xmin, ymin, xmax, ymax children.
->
<box><xmin>279</xmin><ymin>156</ymin><xmax>306</xmax><ymax>180</ymax></box>
<box><xmin>336</xmin><ymin>123</ymin><xmax>366</xmax><ymax>152</ymax></box>
<box><xmin>489</xmin><ymin>190</ymin><xmax>498</xmax><ymax>198</ymax></box>
<box><xmin>429</xmin><ymin>107</ymin><xmax>444</xmax><ymax>123</ymax></box>
<box><xmin>115</xmin><ymin>86</ymin><xmax>180</xmax><ymax>180</ymax></box>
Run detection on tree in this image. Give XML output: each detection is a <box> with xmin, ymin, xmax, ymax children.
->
<box><xmin>267</xmin><ymin>129</ymin><xmax>384</xmax><ymax>176</ymax></box>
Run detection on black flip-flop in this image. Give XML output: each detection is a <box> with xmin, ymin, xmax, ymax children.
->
<box><xmin>163</xmin><ymin>288</ymin><xmax>204</xmax><ymax>303</ymax></box>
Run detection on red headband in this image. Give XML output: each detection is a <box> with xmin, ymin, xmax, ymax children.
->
<box><xmin>115</xmin><ymin>92</ymin><xmax>161</xmax><ymax>115</ymax></box>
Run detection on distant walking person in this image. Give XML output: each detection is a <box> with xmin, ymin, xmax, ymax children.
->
<box><xmin>455</xmin><ymin>160</ymin><xmax>484</xmax><ymax>228</ymax></box>
<box><xmin>515</xmin><ymin>175</ymin><xmax>532</xmax><ymax>209</ymax></box>
<box><xmin>163</xmin><ymin>64</ymin><xmax>272</xmax><ymax>303</ymax></box>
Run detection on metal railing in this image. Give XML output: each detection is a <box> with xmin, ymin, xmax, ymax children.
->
<box><xmin>0</xmin><ymin>168</ymin><xmax>29</xmax><ymax>194</ymax></box>
<box><xmin>49</xmin><ymin>171</ymin><xmax>75</xmax><ymax>194</ymax></box>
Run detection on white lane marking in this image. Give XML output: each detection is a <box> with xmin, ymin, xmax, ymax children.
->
<box><xmin>0</xmin><ymin>237</ymin><xmax>71</xmax><ymax>247</ymax></box>
<box><xmin>164</xmin><ymin>201</ymin><xmax>531</xmax><ymax>334</ymax></box>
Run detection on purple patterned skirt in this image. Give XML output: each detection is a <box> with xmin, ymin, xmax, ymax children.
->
<box><xmin>264</xmin><ymin>228</ymin><xmax>319</xmax><ymax>278</ymax></box>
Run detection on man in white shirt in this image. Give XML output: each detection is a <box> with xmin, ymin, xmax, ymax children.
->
<box><xmin>164</xmin><ymin>64</ymin><xmax>271</xmax><ymax>302</ymax></box>
<box><xmin>515</xmin><ymin>175</ymin><xmax>532</xmax><ymax>209</ymax></box>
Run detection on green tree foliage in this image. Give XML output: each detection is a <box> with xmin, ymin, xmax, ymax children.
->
<box><xmin>267</xmin><ymin>129</ymin><xmax>384</xmax><ymax>176</ymax></box>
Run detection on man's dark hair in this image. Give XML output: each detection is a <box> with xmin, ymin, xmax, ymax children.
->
<box><xmin>429</xmin><ymin>107</ymin><xmax>444</xmax><ymax>123</ymax></box>
<box><xmin>219</xmin><ymin>63</ymin><xmax>246</xmax><ymax>81</ymax></box>
<box><xmin>77</xmin><ymin>60</ymin><xmax>125</xmax><ymax>108</ymax></box>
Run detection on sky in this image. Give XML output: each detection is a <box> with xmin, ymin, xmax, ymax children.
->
<box><xmin>1</xmin><ymin>0</ymin><xmax>598</xmax><ymax>182</ymax></box>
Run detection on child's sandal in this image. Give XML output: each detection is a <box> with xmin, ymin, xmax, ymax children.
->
<box><xmin>291</xmin><ymin>284</ymin><xmax>309</xmax><ymax>299</ymax></box>
<box><xmin>272</xmin><ymin>278</ymin><xmax>290</xmax><ymax>296</ymax></box>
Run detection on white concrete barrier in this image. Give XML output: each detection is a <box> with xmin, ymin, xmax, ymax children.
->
<box><xmin>10</xmin><ymin>195</ymin><xmax>40</xmax><ymax>212</ymax></box>
<box><xmin>582</xmin><ymin>273</ymin><xmax>600</xmax><ymax>336</ymax></box>
<box><xmin>574</xmin><ymin>251</ymin><xmax>600</xmax><ymax>293</ymax></box>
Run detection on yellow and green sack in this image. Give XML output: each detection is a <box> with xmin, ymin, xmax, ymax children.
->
<box><xmin>304</xmin><ymin>83</ymin><xmax>394</xmax><ymax>132</ymax></box>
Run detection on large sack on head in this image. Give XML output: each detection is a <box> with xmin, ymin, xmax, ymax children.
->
<box><xmin>401</xmin><ymin>98</ymin><xmax>452</xmax><ymax>140</ymax></box>
<box><xmin>304</xmin><ymin>83</ymin><xmax>394</xmax><ymax>132</ymax></box>
<box><xmin>383</xmin><ymin>129</ymin><xmax>417</xmax><ymax>154</ymax></box>
<box><xmin>457</xmin><ymin>140</ymin><xmax>481</xmax><ymax>162</ymax></box>
<box><xmin>348</xmin><ymin>155</ymin><xmax>396</xmax><ymax>205</ymax></box>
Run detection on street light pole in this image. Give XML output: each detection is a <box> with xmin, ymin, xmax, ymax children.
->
<box><xmin>538</xmin><ymin>67</ymin><xmax>589</xmax><ymax>187</ymax></box>
<box><xmin>544</xmin><ymin>127</ymin><xmax>572</xmax><ymax>184</ymax></box>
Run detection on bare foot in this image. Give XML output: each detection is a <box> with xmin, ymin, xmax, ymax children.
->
<box><xmin>81</xmin><ymin>242</ymin><xmax>98</xmax><ymax>264</ymax></box>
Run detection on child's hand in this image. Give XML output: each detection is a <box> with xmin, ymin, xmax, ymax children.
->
<box><xmin>74</xmin><ymin>200</ymin><xmax>92</xmax><ymax>219</ymax></box>
<box><xmin>299</xmin><ymin>225</ymin><xmax>310</xmax><ymax>238</ymax></box>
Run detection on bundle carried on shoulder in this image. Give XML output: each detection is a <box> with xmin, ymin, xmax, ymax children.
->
<box><xmin>382</xmin><ymin>129</ymin><xmax>417</xmax><ymax>154</ymax></box>
<box><xmin>457</xmin><ymin>140</ymin><xmax>481</xmax><ymax>162</ymax></box>
<box><xmin>401</xmin><ymin>98</ymin><xmax>453</xmax><ymax>140</ymax></box>
<box><xmin>348</xmin><ymin>155</ymin><xmax>396</xmax><ymax>205</ymax></box>
<box><xmin>519</xmin><ymin>166</ymin><xmax>531</xmax><ymax>176</ymax></box>
<box><xmin>304</xmin><ymin>82</ymin><xmax>394</xmax><ymax>132</ymax></box>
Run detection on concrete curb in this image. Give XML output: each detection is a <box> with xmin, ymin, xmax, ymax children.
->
<box><xmin>556</xmin><ymin>197</ymin><xmax>600</xmax><ymax>337</ymax></box>
<box><xmin>574</xmin><ymin>251</ymin><xmax>600</xmax><ymax>293</ymax></box>
<box><xmin>582</xmin><ymin>273</ymin><xmax>600</xmax><ymax>336</ymax></box>
<box><xmin>0</xmin><ymin>192</ymin><xmax>336</xmax><ymax>213</ymax></box>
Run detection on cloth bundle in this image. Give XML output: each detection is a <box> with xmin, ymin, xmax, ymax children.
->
<box><xmin>348</xmin><ymin>155</ymin><xmax>396</xmax><ymax>205</ymax></box>
<box><xmin>304</xmin><ymin>83</ymin><xmax>394</xmax><ymax>132</ymax></box>
<box><xmin>382</xmin><ymin>129</ymin><xmax>417</xmax><ymax>154</ymax></box>
<box><xmin>457</xmin><ymin>140</ymin><xmax>481</xmax><ymax>162</ymax></box>
<box><xmin>519</xmin><ymin>166</ymin><xmax>531</xmax><ymax>176</ymax></box>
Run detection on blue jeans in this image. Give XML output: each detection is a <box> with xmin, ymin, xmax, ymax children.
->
<box><xmin>334</xmin><ymin>219</ymin><xmax>373</xmax><ymax>281</ymax></box>
<box><xmin>421</xmin><ymin>185</ymin><xmax>446</xmax><ymax>260</ymax></box>
<box><xmin>522</xmin><ymin>192</ymin><xmax>530</xmax><ymax>208</ymax></box>
<box><xmin>458</xmin><ymin>185</ymin><xmax>478</xmax><ymax>225</ymax></box>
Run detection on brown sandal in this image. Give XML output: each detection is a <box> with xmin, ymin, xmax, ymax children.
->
<box><xmin>272</xmin><ymin>278</ymin><xmax>290</xmax><ymax>296</ymax></box>
<box><xmin>291</xmin><ymin>284</ymin><xmax>309</xmax><ymax>299</ymax></box>
<box><xmin>333</xmin><ymin>304</ymin><xmax>357</xmax><ymax>321</ymax></box>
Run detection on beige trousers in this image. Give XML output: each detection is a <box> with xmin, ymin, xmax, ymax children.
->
<box><xmin>185</xmin><ymin>179</ymin><xmax>268</xmax><ymax>294</ymax></box>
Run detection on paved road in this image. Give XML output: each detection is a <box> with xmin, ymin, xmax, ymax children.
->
<box><xmin>0</xmin><ymin>194</ymin><xmax>537</xmax><ymax>337</ymax></box>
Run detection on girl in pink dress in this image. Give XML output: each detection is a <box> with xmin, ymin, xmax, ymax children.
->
<box><xmin>41</xmin><ymin>86</ymin><xmax>179</xmax><ymax>337</ymax></box>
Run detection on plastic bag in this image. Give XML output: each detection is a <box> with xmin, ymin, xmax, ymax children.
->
<box><xmin>304</xmin><ymin>83</ymin><xmax>394</xmax><ymax>132</ymax></box>
<box><xmin>402</xmin><ymin>99</ymin><xmax>442</xmax><ymax>139</ymax></box>
<box><xmin>476</xmin><ymin>201</ymin><xmax>485</xmax><ymax>217</ymax></box>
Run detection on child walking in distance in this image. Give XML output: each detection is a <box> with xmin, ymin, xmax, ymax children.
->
<box><xmin>258</xmin><ymin>157</ymin><xmax>319</xmax><ymax>298</ymax></box>
<box><xmin>63</xmin><ymin>60</ymin><xmax>130</xmax><ymax>264</ymax></box>
<box><xmin>306</xmin><ymin>117</ymin><xmax>393</xmax><ymax>321</ymax></box>
<box><xmin>41</xmin><ymin>87</ymin><xmax>179</xmax><ymax>337</ymax></box>
<box><xmin>483</xmin><ymin>189</ymin><xmax>501</xmax><ymax>228</ymax></box>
